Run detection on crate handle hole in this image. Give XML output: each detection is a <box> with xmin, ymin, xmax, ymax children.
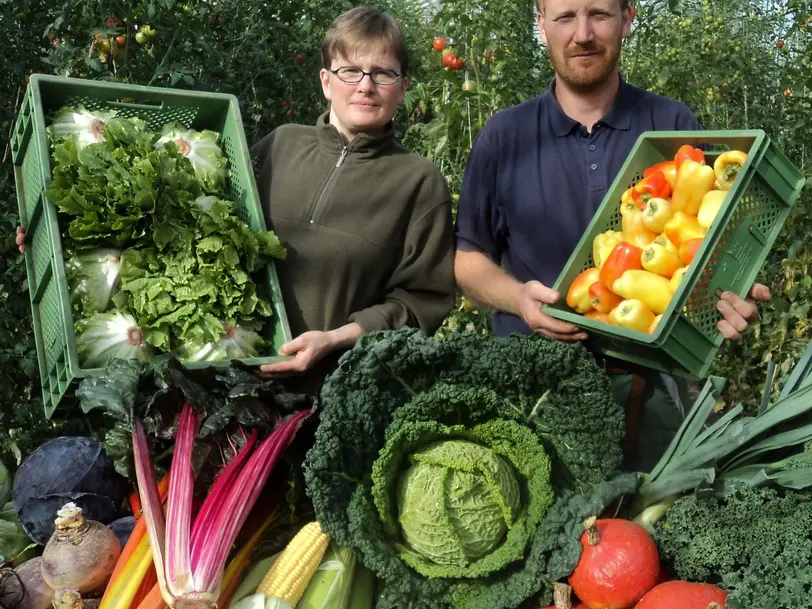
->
<box><xmin>748</xmin><ymin>224</ymin><xmax>767</xmax><ymax>246</ymax></box>
<box><xmin>108</xmin><ymin>99</ymin><xmax>166</xmax><ymax>111</ymax></box>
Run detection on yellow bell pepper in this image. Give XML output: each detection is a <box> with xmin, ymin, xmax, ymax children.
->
<box><xmin>566</xmin><ymin>267</ymin><xmax>600</xmax><ymax>314</ymax></box>
<box><xmin>592</xmin><ymin>230</ymin><xmax>624</xmax><ymax>269</ymax></box>
<box><xmin>669</xmin><ymin>267</ymin><xmax>688</xmax><ymax>293</ymax></box>
<box><xmin>609</xmin><ymin>299</ymin><xmax>657</xmax><ymax>333</ymax></box>
<box><xmin>641</xmin><ymin>197</ymin><xmax>674</xmax><ymax>233</ymax></box>
<box><xmin>678</xmin><ymin>237</ymin><xmax>704</xmax><ymax>265</ymax></box>
<box><xmin>672</xmin><ymin>159</ymin><xmax>717</xmax><ymax>215</ymax></box>
<box><xmin>585</xmin><ymin>309</ymin><xmax>612</xmax><ymax>324</ymax></box>
<box><xmin>641</xmin><ymin>242</ymin><xmax>684</xmax><ymax>278</ymax></box>
<box><xmin>649</xmin><ymin>314</ymin><xmax>663</xmax><ymax>334</ymax></box>
<box><xmin>612</xmin><ymin>269</ymin><xmax>673</xmax><ymax>314</ymax></box>
<box><xmin>697</xmin><ymin>190</ymin><xmax>727</xmax><ymax>229</ymax></box>
<box><xmin>653</xmin><ymin>233</ymin><xmax>679</xmax><ymax>255</ymax></box>
<box><xmin>713</xmin><ymin>150</ymin><xmax>748</xmax><ymax>190</ymax></box>
<box><xmin>622</xmin><ymin>207</ymin><xmax>658</xmax><ymax>249</ymax></box>
<box><xmin>664</xmin><ymin>211</ymin><xmax>706</xmax><ymax>248</ymax></box>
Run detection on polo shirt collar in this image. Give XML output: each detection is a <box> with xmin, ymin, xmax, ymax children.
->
<box><xmin>546</xmin><ymin>74</ymin><xmax>634</xmax><ymax>137</ymax></box>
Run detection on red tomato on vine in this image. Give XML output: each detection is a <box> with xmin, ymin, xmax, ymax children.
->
<box><xmin>432</xmin><ymin>37</ymin><xmax>445</xmax><ymax>52</ymax></box>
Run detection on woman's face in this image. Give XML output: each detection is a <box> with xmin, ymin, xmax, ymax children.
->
<box><xmin>320</xmin><ymin>48</ymin><xmax>408</xmax><ymax>141</ymax></box>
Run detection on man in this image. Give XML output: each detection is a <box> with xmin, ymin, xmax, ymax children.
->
<box><xmin>453</xmin><ymin>0</ymin><xmax>770</xmax><ymax>470</ymax></box>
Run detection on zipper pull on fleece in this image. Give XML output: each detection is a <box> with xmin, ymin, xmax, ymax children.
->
<box><xmin>336</xmin><ymin>147</ymin><xmax>348</xmax><ymax>168</ymax></box>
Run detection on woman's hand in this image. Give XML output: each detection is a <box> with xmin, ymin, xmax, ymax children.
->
<box><xmin>259</xmin><ymin>322</ymin><xmax>364</xmax><ymax>377</ymax></box>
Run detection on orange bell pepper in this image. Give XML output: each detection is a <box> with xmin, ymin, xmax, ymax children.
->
<box><xmin>585</xmin><ymin>309</ymin><xmax>612</xmax><ymax>324</ymax></box>
<box><xmin>642</xmin><ymin>242</ymin><xmax>684</xmax><ymax>278</ymax></box>
<box><xmin>697</xmin><ymin>190</ymin><xmax>727</xmax><ymax>229</ymax></box>
<box><xmin>664</xmin><ymin>211</ymin><xmax>706</xmax><ymax>248</ymax></box>
<box><xmin>609</xmin><ymin>299</ymin><xmax>657</xmax><ymax>333</ymax></box>
<box><xmin>622</xmin><ymin>206</ymin><xmax>658</xmax><ymax>249</ymax></box>
<box><xmin>593</xmin><ymin>230</ymin><xmax>624</xmax><ymax>269</ymax></box>
<box><xmin>631</xmin><ymin>169</ymin><xmax>672</xmax><ymax>205</ymax></box>
<box><xmin>644</xmin><ymin>160</ymin><xmax>678</xmax><ymax>188</ymax></box>
<box><xmin>612</xmin><ymin>269</ymin><xmax>673</xmax><ymax>314</ymax></box>
<box><xmin>566</xmin><ymin>267</ymin><xmax>600</xmax><ymax>314</ymax></box>
<box><xmin>679</xmin><ymin>237</ymin><xmax>704</xmax><ymax>265</ymax></box>
<box><xmin>674</xmin><ymin>144</ymin><xmax>705</xmax><ymax>169</ymax></box>
<box><xmin>672</xmin><ymin>159</ymin><xmax>717</xmax><ymax>215</ymax></box>
<box><xmin>713</xmin><ymin>150</ymin><xmax>748</xmax><ymax>190</ymax></box>
<box><xmin>669</xmin><ymin>267</ymin><xmax>688</xmax><ymax>293</ymax></box>
<box><xmin>641</xmin><ymin>197</ymin><xmax>674</xmax><ymax>233</ymax></box>
<box><xmin>599</xmin><ymin>242</ymin><xmax>643</xmax><ymax>290</ymax></box>
<box><xmin>649</xmin><ymin>314</ymin><xmax>663</xmax><ymax>335</ymax></box>
<box><xmin>588</xmin><ymin>281</ymin><xmax>624</xmax><ymax>314</ymax></box>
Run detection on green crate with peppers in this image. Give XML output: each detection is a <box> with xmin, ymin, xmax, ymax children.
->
<box><xmin>543</xmin><ymin>130</ymin><xmax>804</xmax><ymax>379</ymax></box>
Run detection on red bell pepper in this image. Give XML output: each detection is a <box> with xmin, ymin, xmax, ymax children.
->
<box><xmin>588</xmin><ymin>281</ymin><xmax>624</xmax><ymax>314</ymax></box>
<box><xmin>631</xmin><ymin>169</ymin><xmax>672</xmax><ymax>204</ymax></box>
<box><xmin>643</xmin><ymin>160</ymin><xmax>678</xmax><ymax>188</ymax></box>
<box><xmin>599</xmin><ymin>242</ymin><xmax>644</xmax><ymax>291</ymax></box>
<box><xmin>674</xmin><ymin>144</ymin><xmax>705</xmax><ymax>169</ymax></box>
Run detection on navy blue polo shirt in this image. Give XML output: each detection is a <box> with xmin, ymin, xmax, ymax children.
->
<box><xmin>455</xmin><ymin>77</ymin><xmax>702</xmax><ymax>337</ymax></box>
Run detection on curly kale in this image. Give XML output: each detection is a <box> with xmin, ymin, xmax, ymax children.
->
<box><xmin>656</xmin><ymin>484</ymin><xmax>812</xmax><ymax>609</ymax></box>
<box><xmin>304</xmin><ymin>328</ymin><xmax>630</xmax><ymax>609</ymax></box>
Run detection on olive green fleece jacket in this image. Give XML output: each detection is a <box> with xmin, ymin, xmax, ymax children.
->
<box><xmin>250</xmin><ymin>111</ymin><xmax>455</xmax><ymax>348</ymax></box>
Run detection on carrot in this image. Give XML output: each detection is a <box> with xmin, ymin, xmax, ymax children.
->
<box><xmin>217</xmin><ymin>505</ymin><xmax>281</xmax><ymax>607</ymax></box>
<box><xmin>101</xmin><ymin>472</ymin><xmax>170</xmax><ymax>606</ymax></box>
<box><xmin>129</xmin><ymin>486</ymin><xmax>142</xmax><ymax>517</ymax></box>
<box><xmin>135</xmin><ymin>583</ymin><xmax>168</xmax><ymax>609</ymax></box>
<box><xmin>132</xmin><ymin>563</ymin><xmax>158</xmax><ymax>607</ymax></box>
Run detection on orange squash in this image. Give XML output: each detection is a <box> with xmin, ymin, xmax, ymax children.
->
<box><xmin>568</xmin><ymin>517</ymin><xmax>659</xmax><ymax>609</ymax></box>
<box><xmin>635</xmin><ymin>581</ymin><xmax>728</xmax><ymax>609</ymax></box>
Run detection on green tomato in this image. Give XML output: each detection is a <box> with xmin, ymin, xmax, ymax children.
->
<box><xmin>135</xmin><ymin>31</ymin><xmax>147</xmax><ymax>44</ymax></box>
<box><xmin>462</xmin><ymin>80</ymin><xmax>476</xmax><ymax>91</ymax></box>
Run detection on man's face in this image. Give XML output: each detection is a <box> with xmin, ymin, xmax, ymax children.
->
<box><xmin>537</xmin><ymin>0</ymin><xmax>634</xmax><ymax>92</ymax></box>
<box><xmin>320</xmin><ymin>48</ymin><xmax>408</xmax><ymax>139</ymax></box>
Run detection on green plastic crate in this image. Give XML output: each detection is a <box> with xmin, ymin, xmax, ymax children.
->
<box><xmin>543</xmin><ymin>130</ymin><xmax>804</xmax><ymax>379</ymax></box>
<box><xmin>11</xmin><ymin>74</ymin><xmax>293</xmax><ymax>417</ymax></box>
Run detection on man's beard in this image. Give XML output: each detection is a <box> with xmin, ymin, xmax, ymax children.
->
<box><xmin>549</xmin><ymin>42</ymin><xmax>621</xmax><ymax>93</ymax></box>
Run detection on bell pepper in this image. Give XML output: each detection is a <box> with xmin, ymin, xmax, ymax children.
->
<box><xmin>642</xmin><ymin>242</ymin><xmax>684</xmax><ymax>278</ymax></box>
<box><xmin>648</xmin><ymin>314</ymin><xmax>663</xmax><ymax>335</ymax></box>
<box><xmin>670</xmin><ymin>266</ymin><xmax>687</xmax><ymax>293</ymax></box>
<box><xmin>631</xmin><ymin>169</ymin><xmax>672</xmax><ymax>205</ymax></box>
<box><xmin>674</xmin><ymin>144</ymin><xmax>705</xmax><ymax>169</ymax></box>
<box><xmin>713</xmin><ymin>150</ymin><xmax>748</xmax><ymax>190</ymax></box>
<box><xmin>585</xmin><ymin>309</ymin><xmax>612</xmax><ymax>324</ymax></box>
<box><xmin>599</xmin><ymin>242</ymin><xmax>643</xmax><ymax>290</ymax></box>
<box><xmin>641</xmin><ymin>197</ymin><xmax>674</xmax><ymax>233</ymax></box>
<box><xmin>609</xmin><ymin>299</ymin><xmax>657</xmax><ymax>333</ymax></box>
<box><xmin>664</xmin><ymin>211</ymin><xmax>706</xmax><ymax>248</ymax></box>
<box><xmin>697</xmin><ymin>190</ymin><xmax>727</xmax><ymax>229</ymax></box>
<box><xmin>679</xmin><ymin>237</ymin><xmax>704</xmax><ymax>265</ymax></box>
<box><xmin>672</xmin><ymin>159</ymin><xmax>717</xmax><ymax>215</ymax></box>
<box><xmin>566</xmin><ymin>267</ymin><xmax>600</xmax><ymax>314</ymax></box>
<box><xmin>592</xmin><ymin>230</ymin><xmax>624</xmax><ymax>269</ymax></box>
<box><xmin>622</xmin><ymin>207</ymin><xmax>658</xmax><ymax>249</ymax></box>
<box><xmin>588</xmin><ymin>281</ymin><xmax>624</xmax><ymax>314</ymax></box>
<box><xmin>644</xmin><ymin>160</ymin><xmax>678</xmax><ymax>188</ymax></box>
<box><xmin>612</xmin><ymin>269</ymin><xmax>673</xmax><ymax>314</ymax></box>
<box><xmin>653</xmin><ymin>233</ymin><xmax>679</xmax><ymax>255</ymax></box>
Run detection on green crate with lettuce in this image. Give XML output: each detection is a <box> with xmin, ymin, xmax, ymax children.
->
<box><xmin>42</xmin><ymin>105</ymin><xmax>286</xmax><ymax>369</ymax></box>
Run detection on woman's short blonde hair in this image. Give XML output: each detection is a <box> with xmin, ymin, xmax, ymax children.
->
<box><xmin>322</xmin><ymin>6</ymin><xmax>409</xmax><ymax>74</ymax></box>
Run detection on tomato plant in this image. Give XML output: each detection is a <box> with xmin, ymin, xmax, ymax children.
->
<box><xmin>432</xmin><ymin>36</ymin><xmax>445</xmax><ymax>52</ymax></box>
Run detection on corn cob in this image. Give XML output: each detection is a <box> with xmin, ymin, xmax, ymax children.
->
<box><xmin>256</xmin><ymin>521</ymin><xmax>330</xmax><ymax>608</ymax></box>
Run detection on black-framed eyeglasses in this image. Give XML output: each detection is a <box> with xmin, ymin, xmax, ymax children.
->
<box><xmin>329</xmin><ymin>67</ymin><xmax>402</xmax><ymax>85</ymax></box>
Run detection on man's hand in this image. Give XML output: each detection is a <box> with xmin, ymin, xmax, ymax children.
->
<box><xmin>716</xmin><ymin>283</ymin><xmax>771</xmax><ymax>341</ymax></box>
<box><xmin>259</xmin><ymin>331</ymin><xmax>336</xmax><ymax>377</ymax></box>
<box><xmin>517</xmin><ymin>280</ymin><xmax>588</xmax><ymax>342</ymax></box>
<box><xmin>15</xmin><ymin>226</ymin><xmax>25</xmax><ymax>253</ymax></box>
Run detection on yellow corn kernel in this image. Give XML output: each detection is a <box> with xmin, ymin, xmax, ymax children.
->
<box><xmin>256</xmin><ymin>521</ymin><xmax>330</xmax><ymax>607</ymax></box>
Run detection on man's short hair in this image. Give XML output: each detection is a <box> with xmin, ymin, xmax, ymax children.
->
<box><xmin>322</xmin><ymin>6</ymin><xmax>409</xmax><ymax>75</ymax></box>
<box><xmin>536</xmin><ymin>0</ymin><xmax>632</xmax><ymax>14</ymax></box>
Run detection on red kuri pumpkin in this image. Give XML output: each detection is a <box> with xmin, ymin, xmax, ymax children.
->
<box><xmin>568</xmin><ymin>517</ymin><xmax>660</xmax><ymax>609</ymax></box>
<box><xmin>635</xmin><ymin>581</ymin><xmax>728</xmax><ymax>609</ymax></box>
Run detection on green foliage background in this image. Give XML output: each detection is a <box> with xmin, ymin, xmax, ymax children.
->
<box><xmin>1</xmin><ymin>0</ymin><xmax>810</xmax><ymax>467</ymax></box>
